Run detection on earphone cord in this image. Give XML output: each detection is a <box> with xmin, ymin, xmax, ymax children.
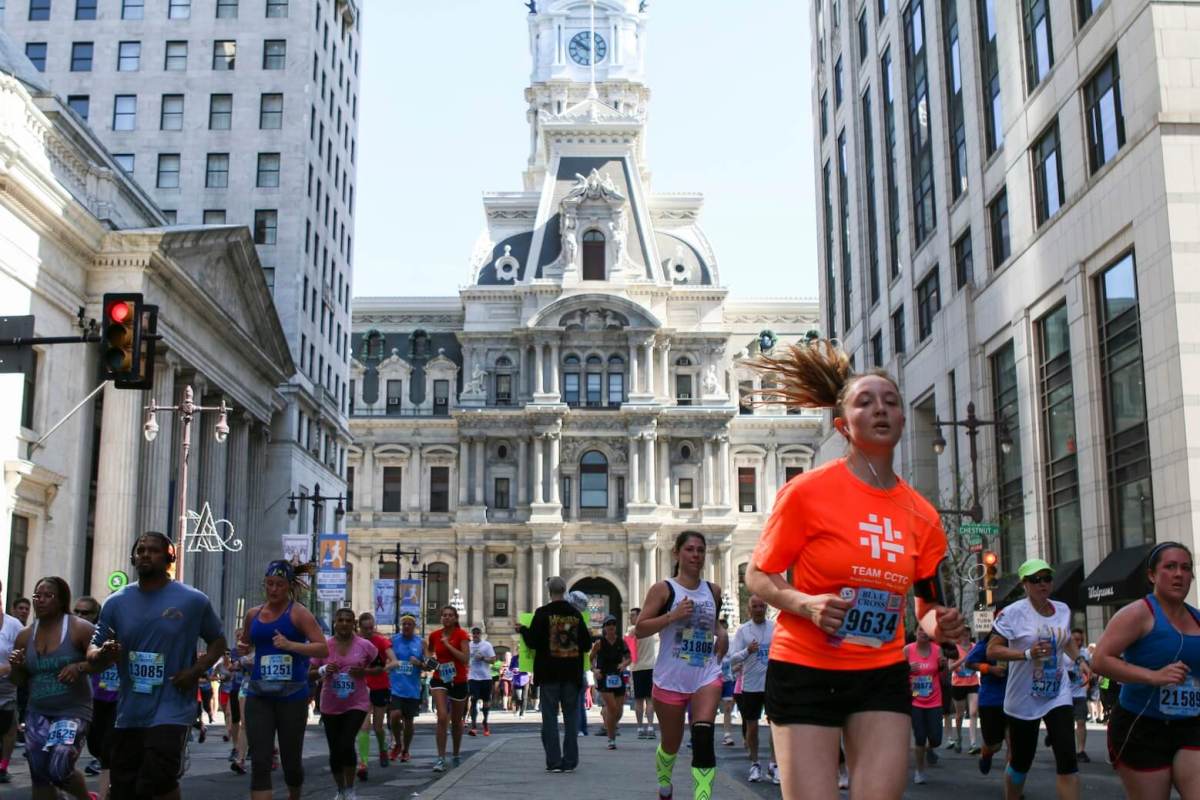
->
<box><xmin>1113</xmin><ymin>623</ymin><xmax>1185</xmax><ymax>767</ymax></box>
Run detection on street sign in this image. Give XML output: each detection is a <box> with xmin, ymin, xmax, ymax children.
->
<box><xmin>0</xmin><ymin>315</ymin><xmax>35</xmax><ymax>375</ymax></box>
<box><xmin>969</xmin><ymin>542</ymin><xmax>984</xmax><ymax>554</ymax></box>
<box><xmin>973</xmin><ymin>609</ymin><xmax>995</xmax><ymax>633</ymax></box>
<box><xmin>107</xmin><ymin>570</ymin><xmax>129</xmax><ymax>592</ymax></box>
<box><xmin>960</xmin><ymin>522</ymin><xmax>1000</xmax><ymax>543</ymax></box>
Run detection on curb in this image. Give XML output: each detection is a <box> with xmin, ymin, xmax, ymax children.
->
<box><xmin>414</xmin><ymin>732</ymin><xmax>527</xmax><ymax>798</ymax></box>
<box><xmin>414</xmin><ymin>731</ymin><xmax>763</xmax><ymax>799</ymax></box>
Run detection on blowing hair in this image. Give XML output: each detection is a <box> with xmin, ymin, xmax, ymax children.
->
<box><xmin>743</xmin><ymin>339</ymin><xmax>899</xmax><ymax>420</ymax></box>
<box><xmin>34</xmin><ymin>577</ymin><xmax>71</xmax><ymax>617</ymax></box>
<box><xmin>671</xmin><ymin>531</ymin><xmax>706</xmax><ymax>577</ymax></box>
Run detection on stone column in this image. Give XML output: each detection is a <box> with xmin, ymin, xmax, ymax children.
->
<box><xmin>628</xmin><ymin>341</ymin><xmax>639</xmax><ymax>396</ymax></box>
<box><xmin>629</xmin><ymin>434</ymin><xmax>641</xmax><ymax>504</ymax></box>
<box><xmin>659</xmin><ymin>341</ymin><xmax>671</xmax><ymax>398</ymax></box>
<box><xmin>532</xmin><ymin>435</ymin><xmax>545</xmax><ymax>504</ymax></box>
<box><xmin>517</xmin><ymin>543</ymin><xmax>532</xmax><ymax>614</ymax></box>
<box><xmin>549</xmin><ymin>541</ymin><xmax>561</xmax><ymax>579</ymax></box>
<box><xmin>519</xmin><ymin>344</ymin><xmax>530</xmax><ymax>401</ymax></box>
<box><xmin>644</xmin><ymin>432</ymin><xmax>657</xmax><ymax>505</ymax></box>
<box><xmin>765</xmin><ymin>443</ymin><xmax>778</xmax><ymax>512</ymax></box>
<box><xmin>517</xmin><ymin>438</ymin><xmax>529</xmax><ymax>505</ymax></box>
<box><xmin>471</xmin><ymin>545</ymin><xmax>485</xmax><ymax>625</ymax></box>
<box><xmin>549</xmin><ymin>342</ymin><xmax>560</xmax><ymax>396</ymax></box>
<box><xmin>474</xmin><ymin>437</ymin><xmax>486</xmax><ymax>505</ymax></box>
<box><xmin>223</xmin><ymin>413</ymin><xmax>251</xmax><ymax>630</ymax></box>
<box><xmin>722</xmin><ymin>546</ymin><xmax>734</xmax><ymax>600</ymax></box>
<box><xmin>719</xmin><ymin>435</ymin><xmax>732</xmax><ymax>507</ymax></box>
<box><xmin>358</xmin><ymin>442</ymin><xmax>375</xmax><ymax>510</ymax></box>
<box><xmin>643</xmin><ymin>542</ymin><xmax>656</xmax><ymax>587</ymax></box>
<box><xmin>91</xmin><ymin>382</ymin><xmax>146</xmax><ymax>593</ymax></box>
<box><xmin>548</xmin><ymin>433</ymin><xmax>561</xmax><ymax>505</ymax></box>
<box><xmin>641</xmin><ymin>341</ymin><xmax>653</xmax><ymax>396</ymax></box>
<box><xmin>195</xmin><ymin>394</ymin><xmax>230</xmax><ymax>605</ymax></box>
<box><xmin>658</xmin><ymin>437</ymin><xmax>670</xmax><ymax>507</ymax></box>
<box><xmin>138</xmin><ymin>356</ymin><xmax>176</xmax><ymax>535</ymax></box>
<box><xmin>458</xmin><ymin>438</ymin><xmax>470</xmax><ymax>506</ymax></box>
<box><xmin>534</xmin><ymin>342</ymin><xmax>545</xmax><ymax>395</ymax></box>
<box><xmin>703</xmin><ymin>437</ymin><xmax>715</xmax><ymax>506</ymax></box>
<box><xmin>247</xmin><ymin>423</ymin><xmax>270</xmax><ymax>578</ymax></box>
<box><xmin>407</xmin><ymin>445</ymin><xmax>422</xmax><ymax>512</ymax></box>
<box><xmin>629</xmin><ymin>546</ymin><xmax>641</xmax><ymax>608</ymax></box>
<box><xmin>533</xmin><ymin>545</ymin><xmax>545</xmax><ymax>604</ymax></box>
<box><xmin>456</xmin><ymin>545</ymin><xmax>468</xmax><ymax>601</ymax></box>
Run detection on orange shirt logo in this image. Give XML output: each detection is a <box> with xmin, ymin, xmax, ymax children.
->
<box><xmin>858</xmin><ymin>514</ymin><xmax>905</xmax><ymax>562</ymax></box>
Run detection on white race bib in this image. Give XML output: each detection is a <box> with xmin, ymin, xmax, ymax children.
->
<box><xmin>129</xmin><ymin>652</ymin><xmax>164</xmax><ymax>694</ymax></box>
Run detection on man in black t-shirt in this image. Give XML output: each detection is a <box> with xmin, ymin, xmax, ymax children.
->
<box><xmin>519</xmin><ymin>576</ymin><xmax>592</xmax><ymax>772</ymax></box>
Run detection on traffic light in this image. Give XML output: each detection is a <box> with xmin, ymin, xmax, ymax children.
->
<box><xmin>982</xmin><ymin>550</ymin><xmax>999</xmax><ymax>591</ymax></box>
<box><xmin>101</xmin><ymin>293</ymin><xmax>156</xmax><ymax>389</ymax></box>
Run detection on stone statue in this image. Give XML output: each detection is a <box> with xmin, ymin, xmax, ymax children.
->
<box><xmin>702</xmin><ymin>363</ymin><xmax>722</xmax><ymax>396</ymax></box>
<box><xmin>465</xmin><ymin>362</ymin><xmax>487</xmax><ymax>395</ymax></box>
<box><xmin>563</xmin><ymin>231</ymin><xmax>578</xmax><ymax>267</ymax></box>
<box><xmin>610</xmin><ymin>212</ymin><xmax>628</xmax><ymax>267</ymax></box>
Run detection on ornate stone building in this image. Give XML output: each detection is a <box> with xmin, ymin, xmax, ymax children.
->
<box><xmin>345</xmin><ymin>0</ymin><xmax>820</xmax><ymax>650</ymax></box>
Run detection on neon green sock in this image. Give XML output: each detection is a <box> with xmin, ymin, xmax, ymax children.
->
<box><xmin>655</xmin><ymin>745</ymin><xmax>677</xmax><ymax>790</ymax></box>
<box><xmin>692</xmin><ymin>766</ymin><xmax>715</xmax><ymax>800</ymax></box>
<box><xmin>356</xmin><ymin>730</ymin><xmax>370</xmax><ymax>764</ymax></box>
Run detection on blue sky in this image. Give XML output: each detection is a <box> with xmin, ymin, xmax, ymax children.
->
<box><xmin>354</xmin><ymin>1</ymin><xmax>816</xmax><ymax>300</ymax></box>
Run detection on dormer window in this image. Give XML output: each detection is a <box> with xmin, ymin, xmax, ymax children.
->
<box><xmin>582</xmin><ymin>230</ymin><xmax>605</xmax><ymax>280</ymax></box>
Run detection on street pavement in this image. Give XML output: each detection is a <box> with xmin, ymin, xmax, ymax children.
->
<box><xmin>0</xmin><ymin>706</ymin><xmax>1129</xmax><ymax>798</ymax></box>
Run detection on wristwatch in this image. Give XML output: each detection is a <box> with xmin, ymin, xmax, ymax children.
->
<box><xmin>1023</xmin><ymin>648</ymin><xmax>1033</xmax><ymax>661</ymax></box>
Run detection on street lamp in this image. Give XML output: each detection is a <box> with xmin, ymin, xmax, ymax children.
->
<box><xmin>378</xmin><ymin>544</ymin><xmax>420</xmax><ymax>633</ymax></box>
<box><xmin>143</xmin><ymin>384</ymin><xmax>231</xmax><ymax>584</ymax></box>
<box><xmin>286</xmin><ymin>483</ymin><xmax>345</xmax><ymax>616</ymax></box>
<box><xmin>931</xmin><ymin>400</ymin><xmax>1012</xmax><ymax>524</ymax></box>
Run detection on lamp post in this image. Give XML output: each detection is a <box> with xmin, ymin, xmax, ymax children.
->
<box><xmin>377</xmin><ymin>544</ymin><xmax>420</xmax><ymax>632</ymax></box>
<box><xmin>143</xmin><ymin>385</ymin><xmax>231</xmax><ymax>584</ymax></box>
<box><xmin>286</xmin><ymin>483</ymin><xmax>345</xmax><ymax>615</ymax></box>
<box><xmin>931</xmin><ymin>400</ymin><xmax>1013</xmax><ymax>523</ymax></box>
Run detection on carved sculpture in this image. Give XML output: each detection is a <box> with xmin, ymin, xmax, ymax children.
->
<box><xmin>702</xmin><ymin>363</ymin><xmax>722</xmax><ymax>396</ymax></box>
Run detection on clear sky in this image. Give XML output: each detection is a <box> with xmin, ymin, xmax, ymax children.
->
<box><xmin>354</xmin><ymin>1</ymin><xmax>816</xmax><ymax>301</ymax></box>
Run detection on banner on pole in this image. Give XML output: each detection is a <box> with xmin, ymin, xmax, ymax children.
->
<box><xmin>398</xmin><ymin>579</ymin><xmax>421</xmax><ymax>620</ymax></box>
<box><xmin>373</xmin><ymin>579</ymin><xmax>396</xmax><ymax>626</ymax></box>
<box><xmin>316</xmin><ymin>533</ymin><xmax>347</xmax><ymax>602</ymax></box>
<box><xmin>281</xmin><ymin>535</ymin><xmax>311</xmax><ymax>564</ymax></box>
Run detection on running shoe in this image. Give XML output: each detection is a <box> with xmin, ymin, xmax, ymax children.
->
<box><xmin>953</xmin><ymin>741</ymin><xmax>962</xmax><ymax>753</ymax></box>
<box><xmin>401</xmin><ymin>751</ymin><xmax>411</xmax><ymax>763</ymax></box>
<box><xmin>356</xmin><ymin>765</ymin><xmax>368</xmax><ymax>781</ymax></box>
<box><xmin>388</xmin><ymin>743</ymin><xmax>401</xmax><ymax>761</ymax></box>
<box><xmin>88</xmin><ymin>792</ymin><xmax>99</xmax><ymax>800</ymax></box>
<box><xmin>1077</xmin><ymin>750</ymin><xmax>1091</xmax><ymax>763</ymax></box>
<box><xmin>332</xmin><ymin>792</ymin><xmax>344</xmax><ymax>800</ymax></box>
<box><xmin>943</xmin><ymin>739</ymin><xmax>957</xmax><ymax>750</ymax></box>
<box><xmin>837</xmin><ymin>766</ymin><xmax>849</xmax><ymax>789</ymax></box>
<box><xmin>748</xmin><ymin>762</ymin><xmax>762</xmax><ymax>783</ymax></box>
<box><xmin>432</xmin><ymin>758</ymin><xmax>446</xmax><ymax>773</ymax></box>
<box><xmin>769</xmin><ymin>763</ymin><xmax>780</xmax><ymax>785</ymax></box>
<box><xmin>231</xmin><ymin>762</ymin><xmax>247</xmax><ymax>775</ymax></box>
<box><xmin>198</xmin><ymin>726</ymin><xmax>207</xmax><ymax>743</ymax></box>
<box><xmin>607</xmin><ymin>739</ymin><xmax>616</xmax><ymax>750</ymax></box>
<box><xmin>468</xmin><ymin>726</ymin><xmax>477</xmax><ymax>737</ymax></box>
<box><xmin>657</xmin><ymin>787</ymin><xmax>673</xmax><ymax>798</ymax></box>
<box><xmin>913</xmin><ymin>770</ymin><xmax>927</xmax><ymax>785</ymax></box>
<box><xmin>223</xmin><ymin>733</ymin><xmax>230</xmax><ymax>742</ymax></box>
<box><xmin>228</xmin><ymin>747</ymin><xmax>237</xmax><ymax>762</ymax></box>
<box><xmin>452</xmin><ymin>755</ymin><xmax>461</xmax><ymax>768</ymax></box>
<box><xmin>967</xmin><ymin>745</ymin><xmax>981</xmax><ymax>755</ymax></box>
<box><xmin>978</xmin><ymin>752</ymin><xmax>993</xmax><ymax>775</ymax></box>
<box><xmin>344</xmin><ymin>790</ymin><xmax>357</xmax><ymax>800</ymax></box>
<box><xmin>926</xmin><ymin>749</ymin><xmax>939</xmax><ymax>765</ymax></box>
<box><xmin>380</xmin><ymin>751</ymin><xmax>388</xmax><ymax>768</ymax></box>
<box><xmin>722</xmin><ymin>733</ymin><xmax>735</xmax><ymax>746</ymax></box>
<box><xmin>483</xmin><ymin>723</ymin><xmax>490</xmax><ymax>736</ymax></box>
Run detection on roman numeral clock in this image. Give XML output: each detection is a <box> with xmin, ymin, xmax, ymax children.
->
<box><xmin>568</xmin><ymin>31</ymin><xmax>607</xmax><ymax>66</ymax></box>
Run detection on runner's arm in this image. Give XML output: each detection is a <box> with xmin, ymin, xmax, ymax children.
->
<box><xmin>1092</xmin><ymin>601</ymin><xmax>1176</xmax><ymax>686</ymax></box>
<box><xmin>633</xmin><ymin>581</ymin><xmax>680</xmax><ymax>638</ymax></box>
<box><xmin>985</xmin><ymin>632</ymin><xmax>1029</xmax><ymax>663</ymax></box>
<box><xmin>282</xmin><ymin>605</ymin><xmax>329</xmax><ymax>658</ymax></box>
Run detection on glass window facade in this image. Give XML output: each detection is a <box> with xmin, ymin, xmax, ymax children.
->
<box><xmin>989</xmin><ymin>187</ymin><xmax>1010</xmax><ymax>268</ymax></box>
<box><xmin>904</xmin><ymin>0</ymin><xmax>936</xmax><ymax>247</ymax></box>
<box><xmin>382</xmin><ymin>467</ymin><xmax>403</xmax><ymax>512</ymax></box>
<box><xmin>943</xmin><ymin>0</ymin><xmax>966</xmax><ymax>200</ymax></box>
<box><xmin>1022</xmin><ymin>0</ymin><xmax>1054</xmax><ymax>90</ymax></box>
<box><xmin>823</xmin><ymin>160</ymin><xmax>836</xmax><ymax>335</ymax></box>
<box><xmin>838</xmin><ymin>130</ymin><xmax>852</xmax><ymax>334</ymax></box>
<box><xmin>916</xmin><ymin>266</ymin><xmax>940</xmax><ymax>342</ymax></box>
<box><xmin>977</xmin><ymin>0</ymin><xmax>1003</xmax><ymax>154</ymax></box>
<box><xmin>991</xmin><ymin>342</ymin><xmax>1026</xmax><ymax>570</ymax></box>
<box><xmin>1038</xmin><ymin>304</ymin><xmax>1082</xmax><ymax>563</ymax></box>
<box><xmin>1033</xmin><ymin>120</ymin><xmax>1064</xmax><ymax>225</ymax></box>
<box><xmin>862</xmin><ymin>88</ymin><xmax>880</xmax><ymax>305</ymax></box>
<box><xmin>1097</xmin><ymin>251</ymin><xmax>1154</xmax><ymax>548</ymax></box>
<box><xmin>1084</xmin><ymin>53</ymin><xmax>1125</xmax><ymax>174</ymax></box>
<box><xmin>954</xmin><ymin>228</ymin><xmax>973</xmax><ymax>290</ymax></box>
<box><xmin>883</xmin><ymin>47</ymin><xmax>901</xmax><ymax>279</ymax></box>
<box><xmin>892</xmin><ymin>305</ymin><xmax>906</xmax><ymax>355</ymax></box>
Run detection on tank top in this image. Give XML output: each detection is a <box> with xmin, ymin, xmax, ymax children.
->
<box><xmin>245</xmin><ymin>602</ymin><xmax>310</xmax><ymax>701</ymax></box>
<box><xmin>652</xmin><ymin>578</ymin><xmax>722</xmax><ymax>694</ymax></box>
<box><xmin>26</xmin><ymin>616</ymin><xmax>93</xmax><ymax>721</ymax></box>
<box><xmin>904</xmin><ymin>642</ymin><xmax>943</xmax><ymax>709</ymax></box>
<box><xmin>1119</xmin><ymin>594</ymin><xmax>1200</xmax><ymax>720</ymax></box>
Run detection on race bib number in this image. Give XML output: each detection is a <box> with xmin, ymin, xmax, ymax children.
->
<box><xmin>1160</xmin><ymin>677</ymin><xmax>1200</xmax><ymax>718</ymax></box>
<box><xmin>332</xmin><ymin>673</ymin><xmax>355</xmax><ymax>699</ymax></box>
<box><xmin>605</xmin><ymin>674</ymin><xmax>622</xmax><ymax>689</ymax></box>
<box><xmin>394</xmin><ymin>662</ymin><xmax>413</xmax><ymax>676</ymax></box>
<box><xmin>129</xmin><ymin>651</ymin><xmax>164</xmax><ymax>694</ymax></box>
<box><xmin>833</xmin><ymin>588</ymin><xmax>901</xmax><ymax>648</ymax></box>
<box><xmin>676</xmin><ymin>627</ymin><xmax>715</xmax><ymax>668</ymax></box>
<box><xmin>45</xmin><ymin>719</ymin><xmax>79</xmax><ymax>749</ymax></box>
<box><xmin>438</xmin><ymin>662</ymin><xmax>456</xmax><ymax>683</ymax></box>
<box><xmin>98</xmin><ymin>665</ymin><xmax>120</xmax><ymax>692</ymax></box>
<box><xmin>912</xmin><ymin>675</ymin><xmax>934</xmax><ymax>698</ymax></box>
<box><xmin>260</xmin><ymin>654</ymin><xmax>294</xmax><ymax>682</ymax></box>
<box><xmin>956</xmin><ymin>666</ymin><xmax>974</xmax><ymax>679</ymax></box>
<box><xmin>757</xmin><ymin>647</ymin><xmax>769</xmax><ymax>664</ymax></box>
<box><xmin>1030</xmin><ymin>668</ymin><xmax>1062</xmax><ymax>699</ymax></box>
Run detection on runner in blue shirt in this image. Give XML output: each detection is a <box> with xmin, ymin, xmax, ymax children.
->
<box><xmin>964</xmin><ymin>629</ymin><xmax>1008</xmax><ymax>775</ymax></box>
<box><xmin>387</xmin><ymin>614</ymin><xmax>424</xmax><ymax>763</ymax></box>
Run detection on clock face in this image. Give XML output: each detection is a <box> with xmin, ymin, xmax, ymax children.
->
<box><xmin>568</xmin><ymin>31</ymin><xmax>607</xmax><ymax>66</ymax></box>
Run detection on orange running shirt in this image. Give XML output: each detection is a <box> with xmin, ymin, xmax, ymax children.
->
<box><xmin>753</xmin><ymin>459</ymin><xmax>946</xmax><ymax>671</ymax></box>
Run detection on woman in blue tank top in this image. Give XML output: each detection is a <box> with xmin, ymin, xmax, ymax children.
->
<box><xmin>1094</xmin><ymin>541</ymin><xmax>1200</xmax><ymax>798</ymax></box>
<box><xmin>237</xmin><ymin>560</ymin><xmax>327</xmax><ymax>800</ymax></box>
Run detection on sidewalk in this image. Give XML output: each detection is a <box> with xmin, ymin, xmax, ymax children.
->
<box><xmin>419</xmin><ymin>731</ymin><xmax>760</xmax><ymax>799</ymax></box>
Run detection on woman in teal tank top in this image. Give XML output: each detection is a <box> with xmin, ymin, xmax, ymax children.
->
<box><xmin>237</xmin><ymin>561</ymin><xmax>327</xmax><ymax>800</ymax></box>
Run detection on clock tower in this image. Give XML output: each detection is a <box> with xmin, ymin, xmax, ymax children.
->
<box><xmin>523</xmin><ymin>0</ymin><xmax>651</xmax><ymax>187</ymax></box>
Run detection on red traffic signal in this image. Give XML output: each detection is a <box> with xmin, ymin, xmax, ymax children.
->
<box><xmin>101</xmin><ymin>293</ymin><xmax>143</xmax><ymax>383</ymax></box>
<box><xmin>982</xmin><ymin>550</ymin><xmax>999</xmax><ymax>591</ymax></box>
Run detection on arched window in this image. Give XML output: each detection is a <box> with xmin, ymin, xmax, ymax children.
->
<box><xmin>426</xmin><ymin>561</ymin><xmax>449</xmax><ymax>625</ymax></box>
<box><xmin>580</xmin><ymin>451</ymin><xmax>608</xmax><ymax>515</ymax></box>
<box><xmin>582</xmin><ymin>230</ymin><xmax>605</xmax><ymax>280</ymax></box>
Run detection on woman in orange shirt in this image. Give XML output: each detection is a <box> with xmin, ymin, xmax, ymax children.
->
<box><xmin>744</xmin><ymin>340</ymin><xmax>965</xmax><ymax>799</ymax></box>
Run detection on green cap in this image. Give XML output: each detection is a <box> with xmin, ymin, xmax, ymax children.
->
<box><xmin>1018</xmin><ymin>558</ymin><xmax>1055</xmax><ymax>579</ymax></box>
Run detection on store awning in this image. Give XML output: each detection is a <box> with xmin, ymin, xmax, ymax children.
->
<box><xmin>1081</xmin><ymin>543</ymin><xmax>1155</xmax><ymax>606</ymax></box>
<box><xmin>991</xmin><ymin>574</ymin><xmax>1023</xmax><ymax>610</ymax></box>
<box><xmin>1050</xmin><ymin>559</ymin><xmax>1085</xmax><ymax>610</ymax></box>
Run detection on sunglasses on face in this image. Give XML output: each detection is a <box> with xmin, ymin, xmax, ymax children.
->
<box><xmin>1024</xmin><ymin>574</ymin><xmax>1054</xmax><ymax>585</ymax></box>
